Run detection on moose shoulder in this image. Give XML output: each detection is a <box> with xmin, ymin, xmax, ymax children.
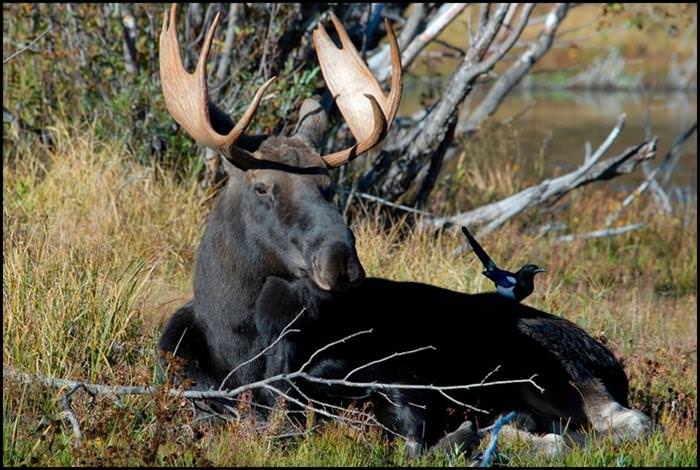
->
<box><xmin>156</xmin><ymin>4</ymin><xmax>650</xmax><ymax>456</ymax></box>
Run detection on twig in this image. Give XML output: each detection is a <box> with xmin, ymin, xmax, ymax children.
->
<box><xmin>336</xmin><ymin>188</ymin><xmax>436</xmax><ymax>218</ymax></box>
<box><xmin>61</xmin><ymin>384</ymin><xmax>91</xmax><ymax>446</ymax></box>
<box><xmin>3</xmin><ymin>27</ymin><xmax>51</xmax><ymax>64</ymax></box>
<box><xmin>659</xmin><ymin>121</ymin><xmax>698</xmax><ymax>185</ymax></box>
<box><xmin>480</xmin><ymin>365</ymin><xmax>502</xmax><ymax>385</ymax></box>
<box><xmin>343</xmin><ymin>346</ymin><xmax>436</xmax><ymax>380</ymax></box>
<box><xmin>437</xmin><ymin>389</ymin><xmax>488</xmax><ymax>413</ymax></box>
<box><xmin>219</xmin><ymin>308</ymin><xmax>307</xmax><ymax>390</ymax></box>
<box><xmin>299</xmin><ymin>329</ymin><xmax>373</xmax><ymax>372</ymax></box>
<box><xmin>572</xmin><ymin>114</ymin><xmax>626</xmax><ymax>179</ymax></box>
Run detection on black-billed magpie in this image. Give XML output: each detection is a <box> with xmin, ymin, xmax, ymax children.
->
<box><xmin>461</xmin><ymin>226</ymin><xmax>546</xmax><ymax>302</ymax></box>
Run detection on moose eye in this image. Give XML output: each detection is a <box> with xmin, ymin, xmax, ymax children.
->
<box><xmin>254</xmin><ymin>182</ymin><xmax>270</xmax><ymax>197</ymax></box>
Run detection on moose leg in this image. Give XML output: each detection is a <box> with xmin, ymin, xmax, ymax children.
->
<box><xmin>429</xmin><ymin>420</ymin><xmax>480</xmax><ymax>457</ymax></box>
<box><xmin>157</xmin><ymin>301</ymin><xmax>218</xmax><ymax>390</ymax></box>
<box><xmin>579</xmin><ymin>379</ymin><xmax>651</xmax><ymax>445</ymax></box>
<box><xmin>496</xmin><ymin>423</ymin><xmax>569</xmax><ymax>458</ymax></box>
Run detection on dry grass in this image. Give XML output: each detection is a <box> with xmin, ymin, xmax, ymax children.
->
<box><xmin>3</xmin><ymin>123</ymin><xmax>697</xmax><ymax>466</ymax></box>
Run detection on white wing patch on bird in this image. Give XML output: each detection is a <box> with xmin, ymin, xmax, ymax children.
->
<box><xmin>497</xmin><ymin>284</ymin><xmax>516</xmax><ymax>299</ymax></box>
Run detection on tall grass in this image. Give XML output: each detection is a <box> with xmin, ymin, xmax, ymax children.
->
<box><xmin>3</xmin><ymin>123</ymin><xmax>697</xmax><ymax>466</ymax></box>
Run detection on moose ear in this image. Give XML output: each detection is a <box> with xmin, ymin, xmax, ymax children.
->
<box><xmin>293</xmin><ymin>98</ymin><xmax>328</xmax><ymax>152</ymax></box>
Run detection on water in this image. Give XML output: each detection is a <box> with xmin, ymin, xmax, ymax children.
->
<box><xmin>400</xmin><ymin>85</ymin><xmax>697</xmax><ymax>195</ymax></box>
<box><xmin>492</xmin><ymin>89</ymin><xmax>697</xmax><ymax>192</ymax></box>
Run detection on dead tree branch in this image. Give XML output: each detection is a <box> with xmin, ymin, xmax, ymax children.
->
<box><xmin>458</xmin><ymin>3</ymin><xmax>564</xmax><ymax>134</ymax></box>
<box><xmin>3</xmin><ymin>364</ymin><xmax>543</xmax><ymax>405</ymax></box>
<box><xmin>367</xmin><ymin>4</ymin><xmax>513</xmax><ymax>203</ymax></box>
<box><xmin>372</xmin><ymin>4</ymin><xmax>467</xmax><ymax>83</ymax></box>
<box><xmin>605</xmin><ymin>121</ymin><xmax>697</xmax><ymax>225</ymax></box>
<box><xmin>555</xmin><ymin>223</ymin><xmax>646</xmax><ymax>243</ymax></box>
<box><xmin>4</xmin><ymin>327</ymin><xmax>543</xmax><ymax>443</ymax></box>
<box><xmin>426</xmin><ymin>118</ymin><xmax>657</xmax><ymax>237</ymax></box>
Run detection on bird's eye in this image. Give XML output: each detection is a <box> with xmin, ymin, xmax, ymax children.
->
<box><xmin>254</xmin><ymin>182</ymin><xmax>270</xmax><ymax>197</ymax></box>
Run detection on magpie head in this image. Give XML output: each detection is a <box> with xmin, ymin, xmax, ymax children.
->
<box><xmin>516</xmin><ymin>264</ymin><xmax>546</xmax><ymax>282</ymax></box>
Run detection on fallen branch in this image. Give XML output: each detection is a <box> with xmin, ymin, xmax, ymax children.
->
<box><xmin>605</xmin><ymin>121</ymin><xmax>697</xmax><ymax>225</ymax></box>
<box><xmin>337</xmin><ymin>188</ymin><xmax>436</xmax><ymax>218</ymax></box>
<box><xmin>426</xmin><ymin>119</ymin><xmax>657</xmax><ymax>235</ymax></box>
<box><xmin>555</xmin><ymin>223</ymin><xmax>646</xmax><ymax>243</ymax></box>
<box><xmin>4</xmin><ymin>325</ymin><xmax>544</xmax><ymax>448</ymax></box>
<box><xmin>3</xmin><ymin>366</ymin><xmax>544</xmax><ymax>403</ymax></box>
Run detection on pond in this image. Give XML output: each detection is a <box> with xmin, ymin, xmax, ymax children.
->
<box><xmin>400</xmin><ymin>85</ymin><xmax>697</xmax><ymax>199</ymax></box>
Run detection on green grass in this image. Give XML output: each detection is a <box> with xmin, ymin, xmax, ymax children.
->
<box><xmin>3</xmin><ymin>121</ymin><xmax>697</xmax><ymax>466</ymax></box>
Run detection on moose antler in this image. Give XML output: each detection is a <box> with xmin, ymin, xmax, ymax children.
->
<box><xmin>159</xmin><ymin>4</ymin><xmax>274</xmax><ymax>169</ymax></box>
<box><xmin>313</xmin><ymin>13</ymin><xmax>403</xmax><ymax>168</ymax></box>
<box><xmin>160</xmin><ymin>5</ymin><xmax>402</xmax><ymax>171</ymax></box>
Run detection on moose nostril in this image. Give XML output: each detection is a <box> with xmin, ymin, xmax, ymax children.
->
<box><xmin>310</xmin><ymin>241</ymin><xmax>365</xmax><ymax>291</ymax></box>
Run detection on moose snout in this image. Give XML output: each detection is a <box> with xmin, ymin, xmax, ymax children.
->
<box><xmin>312</xmin><ymin>240</ymin><xmax>365</xmax><ymax>292</ymax></box>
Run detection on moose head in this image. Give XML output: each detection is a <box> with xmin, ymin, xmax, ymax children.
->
<box><xmin>159</xmin><ymin>5</ymin><xmax>402</xmax><ymax>293</ymax></box>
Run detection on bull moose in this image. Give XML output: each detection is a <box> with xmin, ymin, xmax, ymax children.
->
<box><xmin>157</xmin><ymin>5</ymin><xmax>651</xmax><ymax>456</ymax></box>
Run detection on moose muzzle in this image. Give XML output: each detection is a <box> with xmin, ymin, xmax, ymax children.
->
<box><xmin>311</xmin><ymin>240</ymin><xmax>365</xmax><ymax>292</ymax></box>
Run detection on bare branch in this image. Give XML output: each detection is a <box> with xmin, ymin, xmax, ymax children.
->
<box><xmin>299</xmin><ymin>329</ymin><xmax>373</xmax><ymax>372</ymax></box>
<box><xmin>3</xmin><ymin>27</ymin><xmax>51</xmax><ymax>64</ymax></box>
<box><xmin>219</xmin><ymin>308</ymin><xmax>307</xmax><ymax>390</ymax></box>
<box><xmin>459</xmin><ymin>3</ymin><xmax>567</xmax><ymax>133</ymax></box>
<box><xmin>427</xmin><ymin>126</ymin><xmax>657</xmax><ymax>235</ymax></box>
<box><xmin>605</xmin><ymin>121</ymin><xmax>696</xmax><ymax>225</ymax></box>
<box><xmin>61</xmin><ymin>384</ymin><xmax>89</xmax><ymax>446</ymax></box>
<box><xmin>369</xmin><ymin>4</ymin><xmax>464</xmax><ymax>82</ymax></box>
<box><xmin>555</xmin><ymin>223</ymin><xmax>646</xmax><ymax>243</ymax></box>
<box><xmin>4</xmin><ymin>362</ymin><xmax>543</xmax><ymax>412</ymax></box>
<box><xmin>337</xmin><ymin>188</ymin><xmax>437</xmax><ymax>218</ymax></box>
<box><xmin>379</xmin><ymin>4</ymin><xmax>467</xmax><ymax>82</ymax></box>
<box><xmin>372</xmin><ymin>4</ymin><xmax>512</xmax><ymax>202</ymax></box>
<box><xmin>342</xmin><ymin>346</ymin><xmax>436</xmax><ymax>381</ymax></box>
